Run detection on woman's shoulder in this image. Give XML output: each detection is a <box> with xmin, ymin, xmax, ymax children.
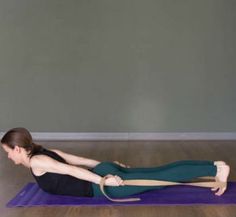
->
<box><xmin>30</xmin><ymin>154</ymin><xmax>55</xmax><ymax>168</ymax></box>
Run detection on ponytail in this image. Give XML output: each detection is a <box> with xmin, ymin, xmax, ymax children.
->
<box><xmin>27</xmin><ymin>142</ymin><xmax>43</xmax><ymax>158</ymax></box>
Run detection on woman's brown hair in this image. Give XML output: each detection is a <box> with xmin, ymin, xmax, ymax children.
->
<box><xmin>1</xmin><ymin>127</ymin><xmax>42</xmax><ymax>158</ymax></box>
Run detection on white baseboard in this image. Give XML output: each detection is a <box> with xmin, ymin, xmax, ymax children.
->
<box><xmin>1</xmin><ymin>132</ymin><xmax>236</xmax><ymax>141</ymax></box>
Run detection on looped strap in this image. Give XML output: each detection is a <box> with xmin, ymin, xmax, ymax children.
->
<box><xmin>99</xmin><ymin>175</ymin><xmax>141</xmax><ymax>202</ymax></box>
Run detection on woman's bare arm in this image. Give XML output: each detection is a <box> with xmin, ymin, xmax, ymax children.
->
<box><xmin>50</xmin><ymin>149</ymin><xmax>101</xmax><ymax>168</ymax></box>
<box><xmin>30</xmin><ymin>155</ymin><xmax>102</xmax><ymax>184</ymax></box>
<box><xmin>30</xmin><ymin>155</ymin><xmax>123</xmax><ymax>186</ymax></box>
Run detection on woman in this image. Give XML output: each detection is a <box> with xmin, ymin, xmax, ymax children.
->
<box><xmin>1</xmin><ymin>127</ymin><xmax>230</xmax><ymax>201</ymax></box>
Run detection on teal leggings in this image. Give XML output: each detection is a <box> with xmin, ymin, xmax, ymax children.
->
<box><xmin>91</xmin><ymin>160</ymin><xmax>217</xmax><ymax>198</ymax></box>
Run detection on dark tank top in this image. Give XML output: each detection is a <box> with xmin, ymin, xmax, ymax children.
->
<box><xmin>29</xmin><ymin>147</ymin><xmax>94</xmax><ymax>197</ymax></box>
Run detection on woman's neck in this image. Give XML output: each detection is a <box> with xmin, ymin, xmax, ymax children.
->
<box><xmin>21</xmin><ymin>152</ymin><xmax>31</xmax><ymax>168</ymax></box>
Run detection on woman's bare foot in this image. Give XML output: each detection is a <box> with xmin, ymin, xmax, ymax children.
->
<box><xmin>211</xmin><ymin>161</ymin><xmax>226</xmax><ymax>191</ymax></box>
<box><xmin>212</xmin><ymin>161</ymin><xmax>230</xmax><ymax>196</ymax></box>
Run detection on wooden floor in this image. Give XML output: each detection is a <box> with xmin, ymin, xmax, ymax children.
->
<box><xmin>0</xmin><ymin>140</ymin><xmax>236</xmax><ymax>217</ymax></box>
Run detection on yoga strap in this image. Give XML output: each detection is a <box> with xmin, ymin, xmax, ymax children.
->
<box><xmin>99</xmin><ymin>175</ymin><xmax>226</xmax><ymax>202</ymax></box>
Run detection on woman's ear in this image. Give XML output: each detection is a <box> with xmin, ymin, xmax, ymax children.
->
<box><xmin>14</xmin><ymin>145</ymin><xmax>21</xmax><ymax>153</ymax></box>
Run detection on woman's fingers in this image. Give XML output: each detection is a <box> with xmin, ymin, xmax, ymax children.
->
<box><xmin>114</xmin><ymin>175</ymin><xmax>124</xmax><ymax>186</ymax></box>
<box><xmin>121</xmin><ymin>163</ymin><xmax>130</xmax><ymax>168</ymax></box>
<box><xmin>114</xmin><ymin>161</ymin><xmax>130</xmax><ymax>168</ymax></box>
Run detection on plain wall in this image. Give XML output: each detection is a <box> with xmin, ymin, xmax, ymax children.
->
<box><xmin>0</xmin><ymin>0</ymin><xmax>235</xmax><ymax>132</ymax></box>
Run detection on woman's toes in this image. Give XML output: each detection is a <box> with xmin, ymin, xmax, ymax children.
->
<box><xmin>211</xmin><ymin>187</ymin><xmax>218</xmax><ymax>191</ymax></box>
<box><xmin>215</xmin><ymin>187</ymin><xmax>226</xmax><ymax>196</ymax></box>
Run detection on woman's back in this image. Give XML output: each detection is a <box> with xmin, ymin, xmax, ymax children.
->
<box><xmin>30</xmin><ymin>147</ymin><xmax>94</xmax><ymax>197</ymax></box>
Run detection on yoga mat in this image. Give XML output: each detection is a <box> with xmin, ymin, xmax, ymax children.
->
<box><xmin>6</xmin><ymin>182</ymin><xmax>236</xmax><ymax>207</ymax></box>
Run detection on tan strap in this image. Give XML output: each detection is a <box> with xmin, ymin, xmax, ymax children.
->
<box><xmin>99</xmin><ymin>175</ymin><xmax>141</xmax><ymax>202</ymax></box>
<box><xmin>99</xmin><ymin>175</ymin><xmax>225</xmax><ymax>202</ymax></box>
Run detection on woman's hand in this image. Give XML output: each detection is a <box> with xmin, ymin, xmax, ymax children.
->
<box><xmin>104</xmin><ymin>175</ymin><xmax>125</xmax><ymax>186</ymax></box>
<box><xmin>113</xmin><ymin>161</ymin><xmax>130</xmax><ymax>168</ymax></box>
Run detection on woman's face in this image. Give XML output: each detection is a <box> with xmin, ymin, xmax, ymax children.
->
<box><xmin>1</xmin><ymin>144</ymin><xmax>22</xmax><ymax>165</ymax></box>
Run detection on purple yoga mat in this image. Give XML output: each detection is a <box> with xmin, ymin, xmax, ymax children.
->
<box><xmin>6</xmin><ymin>182</ymin><xmax>236</xmax><ymax>207</ymax></box>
